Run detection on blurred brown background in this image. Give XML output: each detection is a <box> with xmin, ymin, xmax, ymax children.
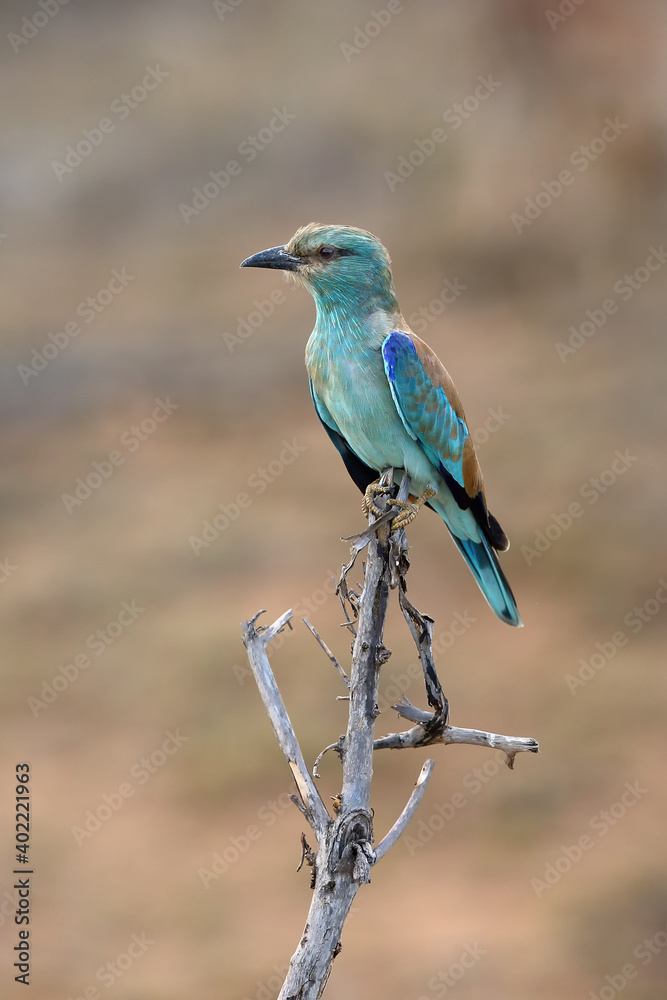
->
<box><xmin>1</xmin><ymin>1</ymin><xmax>666</xmax><ymax>997</ymax></box>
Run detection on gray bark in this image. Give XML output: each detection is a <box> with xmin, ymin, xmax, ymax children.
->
<box><xmin>240</xmin><ymin>472</ymin><xmax>539</xmax><ymax>998</ymax></box>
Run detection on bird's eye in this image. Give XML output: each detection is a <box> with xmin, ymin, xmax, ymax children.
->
<box><xmin>319</xmin><ymin>246</ymin><xmax>336</xmax><ymax>260</ymax></box>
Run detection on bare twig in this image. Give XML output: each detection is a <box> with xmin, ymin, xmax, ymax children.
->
<box><xmin>303</xmin><ymin>616</ymin><xmax>350</xmax><ymax>689</ymax></box>
<box><xmin>241</xmin><ymin>469</ymin><xmax>539</xmax><ymax>998</ymax></box>
<box><xmin>241</xmin><ymin>610</ymin><xmax>331</xmax><ymax>839</ymax></box>
<box><xmin>289</xmin><ymin>793</ymin><xmax>311</xmax><ymax>821</ymax></box>
<box><xmin>312</xmin><ymin>741</ymin><xmax>342</xmax><ymax>779</ymax></box>
<box><xmin>341</xmin><ymin>507</ymin><xmax>396</xmax><ymax>548</ymax></box>
<box><xmin>297</xmin><ymin>833</ymin><xmax>317</xmax><ymax>886</ymax></box>
<box><xmin>441</xmin><ymin>726</ymin><xmax>539</xmax><ymax>769</ymax></box>
<box><xmin>374</xmin><ymin>759</ymin><xmax>436</xmax><ymax>862</ymax></box>
<box><xmin>336</xmin><ymin>575</ymin><xmax>358</xmax><ymax>637</ymax></box>
<box><xmin>374</xmin><ymin>699</ymin><xmax>539</xmax><ymax>768</ymax></box>
<box><xmin>397</xmin><ymin>583</ymin><xmax>447</xmax><ymax>718</ymax></box>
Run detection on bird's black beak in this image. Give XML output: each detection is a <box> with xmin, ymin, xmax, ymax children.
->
<box><xmin>240</xmin><ymin>245</ymin><xmax>302</xmax><ymax>272</ymax></box>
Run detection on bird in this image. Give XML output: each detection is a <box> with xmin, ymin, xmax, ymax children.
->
<box><xmin>240</xmin><ymin>223</ymin><xmax>521</xmax><ymax>627</ymax></box>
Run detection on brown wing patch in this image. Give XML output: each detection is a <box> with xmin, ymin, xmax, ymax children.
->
<box><xmin>462</xmin><ymin>438</ymin><xmax>484</xmax><ymax>498</ymax></box>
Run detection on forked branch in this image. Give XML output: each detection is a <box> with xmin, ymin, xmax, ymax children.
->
<box><xmin>240</xmin><ymin>472</ymin><xmax>538</xmax><ymax>998</ymax></box>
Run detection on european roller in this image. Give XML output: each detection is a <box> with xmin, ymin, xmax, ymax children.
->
<box><xmin>241</xmin><ymin>224</ymin><xmax>521</xmax><ymax>627</ymax></box>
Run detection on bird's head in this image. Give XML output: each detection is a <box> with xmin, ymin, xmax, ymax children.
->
<box><xmin>240</xmin><ymin>223</ymin><xmax>398</xmax><ymax>315</ymax></box>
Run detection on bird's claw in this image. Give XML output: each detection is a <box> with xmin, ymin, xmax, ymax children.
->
<box><xmin>363</xmin><ymin>480</ymin><xmax>436</xmax><ymax>530</ymax></box>
<box><xmin>386</xmin><ymin>498</ymin><xmax>420</xmax><ymax>529</ymax></box>
<box><xmin>387</xmin><ymin>486</ymin><xmax>437</xmax><ymax>530</ymax></box>
<box><xmin>361</xmin><ymin>480</ymin><xmax>393</xmax><ymax>519</ymax></box>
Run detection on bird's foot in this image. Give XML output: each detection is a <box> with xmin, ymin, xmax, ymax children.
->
<box><xmin>387</xmin><ymin>486</ymin><xmax>437</xmax><ymax>530</ymax></box>
<box><xmin>361</xmin><ymin>479</ymin><xmax>394</xmax><ymax>519</ymax></box>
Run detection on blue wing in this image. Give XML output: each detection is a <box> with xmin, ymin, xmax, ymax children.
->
<box><xmin>382</xmin><ymin>330</ymin><xmax>471</xmax><ymax>491</ymax></box>
<box><xmin>382</xmin><ymin>331</ymin><xmax>521</xmax><ymax>626</ymax></box>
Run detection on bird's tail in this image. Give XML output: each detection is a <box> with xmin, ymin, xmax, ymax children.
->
<box><xmin>447</xmin><ymin>530</ymin><xmax>522</xmax><ymax>627</ymax></box>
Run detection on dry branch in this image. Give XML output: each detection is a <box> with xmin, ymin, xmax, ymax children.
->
<box><xmin>240</xmin><ymin>472</ymin><xmax>539</xmax><ymax>997</ymax></box>
<box><xmin>242</xmin><ymin>610</ymin><xmax>330</xmax><ymax>840</ymax></box>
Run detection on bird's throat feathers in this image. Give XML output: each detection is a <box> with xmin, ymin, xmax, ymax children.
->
<box><xmin>307</xmin><ymin>301</ymin><xmax>403</xmax><ymax>372</ymax></box>
<box><xmin>295</xmin><ymin>263</ymin><xmax>399</xmax><ymax>325</ymax></box>
<box><xmin>305</xmin><ymin>270</ymin><xmax>402</xmax><ymax>356</ymax></box>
